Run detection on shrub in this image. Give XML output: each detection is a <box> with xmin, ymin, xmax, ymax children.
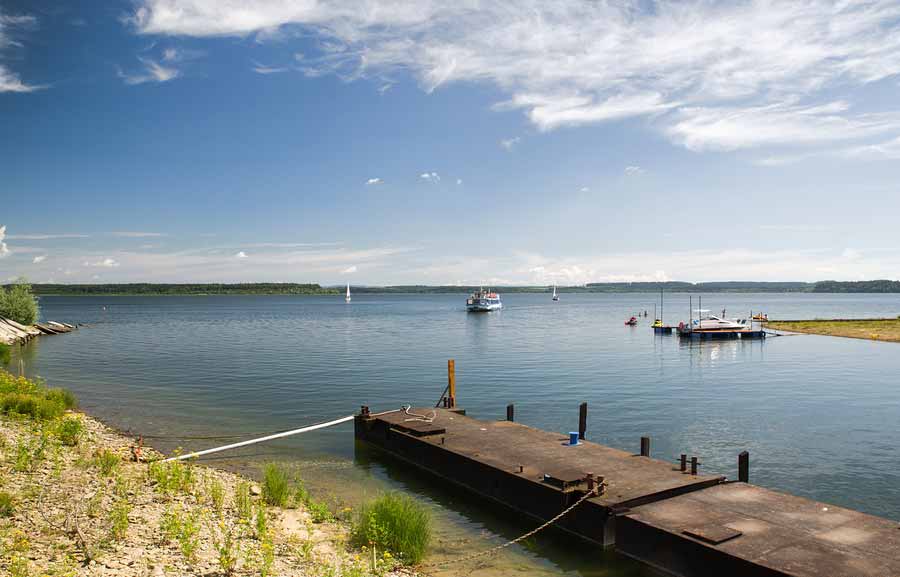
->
<box><xmin>94</xmin><ymin>449</ymin><xmax>120</xmax><ymax>476</ymax></box>
<box><xmin>262</xmin><ymin>463</ymin><xmax>290</xmax><ymax>507</ymax></box>
<box><xmin>351</xmin><ymin>493</ymin><xmax>432</xmax><ymax>565</ymax></box>
<box><xmin>109</xmin><ymin>497</ymin><xmax>131</xmax><ymax>540</ymax></box>
<box><xmin>54</xmin><ymin>416</ymin><xmax>84</xmax><ymax>446</ymax></box>
<box><xmin>307</xmin><ymin>499</ymin><xmax>333</xmax><ymax>523</ymax></box>
<box><xmin>0</xmin><ymin>491</ymin><xmax>15</xmax><ymax>517</ymax></box>
<box><xmin>0</xmin><ymin>280</ymin><xmax>40</xmax><ymax>326</ymax></box>
<box><xmin>0</xmin><ymin>371</ymin><xmax>77</xmax><ymax>421</ymax></box>
<box><xmin>208</xmin><ymin>478</ymin><xmax>225</xmax><ymax>514</ymax></box>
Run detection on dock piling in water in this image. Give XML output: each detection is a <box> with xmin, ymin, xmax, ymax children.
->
<box><xmin>738</xmin><ymin>450</ymin><xmax>749</xmax><ymax>482</ymax></box>
<box><xmin>680</xmin><ymin>453</ymin><xmax>687</xmax><ymax>472</ymax></box>
<box><xmin>506</xmin><ymin>404</ymin><xmax>515</xmax><ymax>422</ymax></box>
<box><xmin>578</xmin><ymin>402</ymin><xmax>587</xmax><ymax>440</ymax></box>
<box><xmin>690</xmin><ymin>456</ymin><xmax>699</xmax><ymax>475</ymax></box>
<box><xmin>447</xmin><ymin>359</ymin><xmax>456</xmax><ymax>409</ymax></box>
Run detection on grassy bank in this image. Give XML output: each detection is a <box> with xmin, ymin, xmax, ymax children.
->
<box><xmin>0</xmin><ymin>371</ymin><xmax>426</xmax><ymax>576</ymax></box>
<box><xmin>766</xmin><ymin>318</ymin><xmax>900</xmax><ymax>342</ymax></box>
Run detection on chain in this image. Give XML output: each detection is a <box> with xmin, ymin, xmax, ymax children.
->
<box><xmin>419</xmin><ymin>486</ymin><xmax>601</xmax><ymax>571</ymax></box>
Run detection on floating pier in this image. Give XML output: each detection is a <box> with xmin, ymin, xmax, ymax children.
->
<box><xmin>355</xmin><ymin>396</ymin><xmax>900</xmax><ymax>576</ymax></box>
<box><xmin>677</xmin><ymin>327</ymin><xmax>767</xmax><ymax>340</ymax></box>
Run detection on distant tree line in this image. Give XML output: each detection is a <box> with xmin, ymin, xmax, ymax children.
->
<box><xmin>17</xmin><ymin>280</ymin><xmax>900</xmax><ymax>296</ymax></box>
<box><xmin>27</xmin><ymin>283</ymin><xmax>338</xmax><ymax>296</ymax></box>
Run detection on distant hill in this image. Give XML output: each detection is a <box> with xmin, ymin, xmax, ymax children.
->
<box><xmin>20</xmin><ymin>280</ymin><xmax>900</xmax><ymax>295</ymax></box>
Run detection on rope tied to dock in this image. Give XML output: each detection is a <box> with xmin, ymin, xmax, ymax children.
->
<box><xmin>419</xmin><ymin>485</ymin><xmax>601</xmax><ymax>570</ymax></box>
<box><xmin>402</xmin><ymin>404</ymin><xmax>436</xmax><ymax>423</ymax></box>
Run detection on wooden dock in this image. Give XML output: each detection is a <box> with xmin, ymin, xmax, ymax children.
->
<box><xmin>0</xmin><ymin>317</ymin><xmax>76</xmax><ymax>345</ymax></box>
<box><xmin>355</xmin><ymin>406</ymin><xmax>900</xmax><ymax>576</ymax></box>
<box><xmin>677</xmin><ymin>327</ymin><xmax>767</xmax><ymax>340</ymax></box>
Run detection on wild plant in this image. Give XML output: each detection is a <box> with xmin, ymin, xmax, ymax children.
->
<box><xmin>54</xmin><ymin>416</ymin><xmax>84</xmax><ymax>446</ymax></box>
<box><xmin>208</xmin><ymin>477</ymin><xmax>225</xmax><ymax>514</ymax></box>
<box><xmin>94</xmin><ymin>449</ymin><xmax>119</xmax><ymax>477</ymax></box>
<box><xmin>235</xmin><ymin>481</ymin><xmax>253</xmax><ymax>521</ymax></box>
<box><xmin>262</xmin><ymin>463</ymin><xmax>290</xmax><ymax>507</ymax></box>
<box><xmin>209</xmin><ymin>517</ymin><xmax>239</xmax><ymax>574</ymax></box>
<box><xmin>109</xmin><ymin>497</ymin><xmax>131</xmax><ymax>540</ymax></box>
<box><xmin>351</xmin><ymin>492</ymin><xmax>432</xmax><ymax>565</ymax></box>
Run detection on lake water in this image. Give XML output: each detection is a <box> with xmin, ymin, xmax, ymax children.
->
<box><xmin>14</xmin><ymin>292</ymin><xmax>900</xmax><ymax>576</ymax></box>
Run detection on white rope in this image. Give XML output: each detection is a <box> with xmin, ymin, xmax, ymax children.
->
<box><xmin>403</xmin><ymin>404</ymin><xmax>436</xmax><ymax>423</ymax></box>
<box><xmin>159</xmin><ymin>415</ymin><xmax>355</xmax><ymax>463</ymax></box>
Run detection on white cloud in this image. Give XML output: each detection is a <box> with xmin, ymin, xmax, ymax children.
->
<box><xmin>32</xmin><ymin>255</ymin><xmax>46</xmax><ymax>264</ymax></box>
<box><xmin>420</xmin><ymin>172</ymin><xmax>440</xmax><ymax>182</ymax></box>
<box><xmin>130</xmin><ymin>1</ymin><xmax>900</xmax><ymax>154</ymax></box>
<box><xmin>6</xmin><ymin>233</ymin><xmax>90</xmax><ymax>240</ymax></box>
<box><xmin>83</xmin><ymin>258</ymin><xmax>120</xmax><ymax>268</ymax></box>
<box><xmin>842</xmin><ymin>248</ymin><xmax>862</xmax><ymax>260</ymax></box>
<box><xmin>119</xmin><ymin>56</ymin><xmax>180</xmax><ymax>85</ymax></box>
<box><xmin>579</xmin><ymin>187</ymin><xmax>590</xmax><ymax>192</ymax></box>
<box><xmin>499</xmin><ymin>137</ymin><xmax>520</xmax><ymax>151</ymax></box>
<box><xmin>162</xmin><ymin>47</ymin><xmax>178</xmax><ymax>61</ymax></box>
<box><xmin>366</xmin><ymin>177</ymin><xmax>383</xmax><ymax>185</ymax></box>
<box><xmin>341</xmin><ymin>265</ymin><xmax>357</xmax><ymax>274</ymax></box>
<box><xmin>235</xmin><ymin>251</ymin><xmax>248</xmax><ymax>259</ymax></box>
<box><xmin>0</xmin><ymin>225</ymin><xmax>8</xmax><ymax>258</ymax></box>
<box><xmin>456</xmin><ymin>178</ymin><xmax>462</xmax><ymax>185</ymax></box>
<box><xmin>624</xmin><ymin>166</ymin><xmax>645</xmax><ymax>176</ymax></box>
<box><xmin>0</xmin><ymin>63</ymin><xmax>43</xmax><ymax>93</ymax></box>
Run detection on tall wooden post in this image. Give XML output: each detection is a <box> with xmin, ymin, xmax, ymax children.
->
<box><xmin>691</xmin><ymin>456</ymin><xmax>699</xmax><ymax>475</ymax></box>
<box><xmin>640</xmin><ymin>436</ymin><xmax>651</xmax><ymax>457</ymax></box>
<box><xmin>738</xmin><ymin>451</ymin><xmax>749</xmax><ymax>483</ymax></box>
<box><xmin>447</xmin><ymin>359</ymin><xmax>456</xmax><ymax>409</ymax></box>
<box><xmin>578</xmin><ymin>402</ymin><xmax>587</xmax><ymax>440</ymax></box>
<box><xmin>506</xmin><ymin>404</ymin><xmax>514</xmax><ymax>422</ymax></box>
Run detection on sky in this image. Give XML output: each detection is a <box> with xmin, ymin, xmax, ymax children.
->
<box><xmin>1</xmin><ymin>0</ymin><xmax>900</xmax><ymax>286</ymax></box>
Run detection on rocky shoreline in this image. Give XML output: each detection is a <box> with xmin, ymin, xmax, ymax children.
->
<box><xmin>0</xmin><ymin>409</ymin><xmax>416</xmax><ymax>576</ymax></box>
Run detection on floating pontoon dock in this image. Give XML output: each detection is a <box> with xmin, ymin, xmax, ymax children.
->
<box><xmin>355</xmin><ymin>400</ymin><xmax>900</xmax><ymax>576</ymax></box>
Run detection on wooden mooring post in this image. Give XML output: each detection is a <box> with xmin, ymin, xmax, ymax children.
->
<box><xmin>447</xmin><ymin>359</ymin><xmax>456</xmax><ymax>409</ymax></box>
<box><xmin>506</xmin><ymin>404</ymin><xmax>514</xmax><ymax>422</ymax></box>
<box><xmin>640</xmin><ymin>436</ymin><xmax>651</xmax><ymax>457</ymax></box>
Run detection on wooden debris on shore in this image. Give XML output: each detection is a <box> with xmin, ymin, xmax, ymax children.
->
<box><xmin>0</xmin><ymin>316</ymin><xmax>76</xmax><ymax>345</ymax></box>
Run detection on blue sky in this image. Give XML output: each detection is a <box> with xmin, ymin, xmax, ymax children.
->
<box><xmin>2</xmin><ymin>0</ymin><xmax>900</xmax><ymax>285</ymax></box>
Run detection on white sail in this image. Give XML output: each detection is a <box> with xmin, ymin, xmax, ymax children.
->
<box><xmin>345</xmin><ymin>282</ymin><xmax>351</xmax><ymax>302</ymax></box>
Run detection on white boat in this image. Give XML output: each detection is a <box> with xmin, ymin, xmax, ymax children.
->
<box><xmin>552</xmin><ymin>284</ymin><xmax>560</xmax><ymax>301</ymax></box>
<box><xmin>691</xmin><ymin>309</ymin><xmax>748</xmax><ymax>331</ymax></box>
<box><xmin>345</xmin><ymin>282</ymin><xmax>351</xmax><ymax>303</ymax></box>
<box><xmin>466</xmin><ymin>288</ymin><xmax>502</xmax><ymax>312</ymax></box>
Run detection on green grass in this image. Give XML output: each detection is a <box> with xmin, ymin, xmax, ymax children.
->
<box><xmin>0</xmin><ymin>491</ymin><xmax>15</xmax><ymax>517</ymax></box>
<box><xmin>351</xmin><ymin>492</ymin><xmax>432</xmax><ymax>565</ymax></box>
<box><xmin>94</xmin><ymin>449</ymin><xmax>120</xmax><ymax>477</ymax></box>
<box><xmin>54</xmin><ymin>415</ymin><xmax>84</xmax><ymax>446</ymax></box>
<box><xmin>767</xmin><ymin>318</ymin><xmax>900</xmax><ymax>342</ymax></box>
<box><xmin>262</xmin><ymin>463</ymin><xmax>291</xmax><ymax>507</ymax></box>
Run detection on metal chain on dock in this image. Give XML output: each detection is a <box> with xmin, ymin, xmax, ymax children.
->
<box><xmin>419</xmin><ymin>486</ymin><xmax>600</xmax><ymax>571</ymax></box>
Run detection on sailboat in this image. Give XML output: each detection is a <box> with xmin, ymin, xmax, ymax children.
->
<box><xmin>552</xmin><ymin>284</ymin><xmax>560</xmax><ymax>301</ymax></box>
<box><xmin>345</xmin><ymin>282</ymin><xmax>351</xmax><ymax>303</ymax></box>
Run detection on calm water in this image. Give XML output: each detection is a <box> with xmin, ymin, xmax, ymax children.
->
<box><xmin>14</xmin><ymin>292</ymin><xmax>900</xmax><ymax>576</ymax></box>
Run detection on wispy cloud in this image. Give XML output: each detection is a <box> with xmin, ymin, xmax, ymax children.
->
<box><xmin>0</xmin><ymin>225</ymin><xmax>9</xmax><ymax>258</ymax></box>
<box><xmin>32</xmin><ymin>255</ymin><xmax>46</xmax><ymax>264</ymax></box>
<box><xmin>130</xmin><ymin>0</ymin><xmax>900</xmax><ymax>156</ymax></box>
<box><xmin>624</xmin><ymin>166</ymin><xmax>644</xmax><ymax>176</ymax></box>
<box><xmin>109</xmin><ymin>231</ymin><xmax>167</xmax><ymax>238</ymax></box>
<box><xmin>118</xmin><ymin>56</ymin><xmax>179</xmax><ymax>85</ymax></box>
<box><xmin>83</xmin><ymin>258</ymin><xmax>120</xmax><ymax>268</ymax></box>
<box><xmin>252</xmin><ymin>61</ymin><xmax>288</xmax><ymax>74</ymax></box>
<box><xmin>235</xmin><ymin>251</ymin><xmax>248</xmax><ymax>259</ymax></box>
<box><xmin>499</xmin><ymin>137</ymin><xmax>520</xmax><ymax>151</ymax></box>
<box><xmin>341</xmin><ymin>265</ymin><xmax>357</xmax><ymax>274</ymax></box>
<box><xmin>365</xmin><ymin>177</ymin><xmax>383</xmax><ymax>185</ymax></box>
<box><xmin>420</xmin><ymin>172</ymin><xmax>440</xmax><ymax>182</ymax></box>
<box><xmin>0</xmin><ymin>12</ymin><xmax>45</xmax><ymax>93</ymax></box>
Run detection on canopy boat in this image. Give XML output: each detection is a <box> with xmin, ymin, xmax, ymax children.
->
<box><xmin>552</xmin><ymin>284</ymin><xmax>560</xmax><ymax>301</ymax></box>
<box><xmin>467</xmin><ymin>289</ymin><xmax>502</xmax><ymax>312</ymax></box>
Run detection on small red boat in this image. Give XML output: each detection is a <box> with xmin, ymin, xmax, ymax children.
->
<box><xmin>625</xmin><ymin>316</ymin><xmax>638</xmax><ymax>326</ymax></box>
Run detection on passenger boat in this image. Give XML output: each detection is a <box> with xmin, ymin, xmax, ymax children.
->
<box><xmin>466</xmin><ymin>289</ymin><xmax>502</xmax><ymax>312</ymax></box>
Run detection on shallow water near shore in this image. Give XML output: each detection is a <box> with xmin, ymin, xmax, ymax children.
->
<box><xmin>15</xmin><ymin>292</ymin><xmax>900</xmax><ymax>576</ymax></box>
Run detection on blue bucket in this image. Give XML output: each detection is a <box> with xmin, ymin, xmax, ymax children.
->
<box><xmin>569</xmin><ymin>431</ymin><xmax>580</xmax><ymax>446</ymax></box>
